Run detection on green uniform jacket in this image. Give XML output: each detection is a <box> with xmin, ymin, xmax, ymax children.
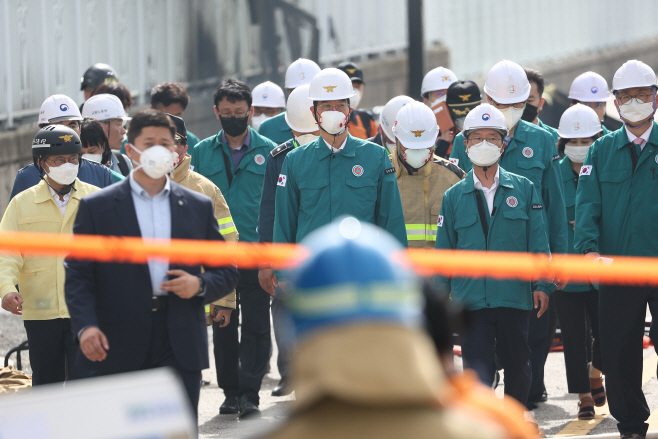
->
<box><xmin>258</xmin><ymin>112</ymin><xmax>293</xmax><ymax>145</ymax></box>
<box><xmin>559</xmin><ymin>156</ymin><xmax>590</xmax><ymax>292</ymax></box>
<box><xmin>191</xmin><ymin>127</ymin><xmax>276</xmax><ymax>242</ymax></box>
<box><xmin>601</xmin><ymin>125</ymin><xmax>611</xmax><ymax>136</ymax></box>
<box><xmin>273</xmin><ymin>135</ymin><xmax>407</xmax><ymax>246</ymax></box>
<box><xmin>538</xmin><ymin>119</ymin><xmax>559</xmax><ymax>144</ymax></box>
<box><xmin>575</xmin><ymin>123</ymin><xmax>658</xmax><ymax>257</ymax></box>
<box><xmin>450</xmin><ymin>120</ymin><xmax>568</xmax><ymax>254</ymax></box>
<box><xmin>434</xmin><ymin>167</ymin><xmax>554</xmax><ymax>311</ymax></box>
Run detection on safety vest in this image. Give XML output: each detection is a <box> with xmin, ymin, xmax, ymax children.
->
<box><xmin>391</xmin><ymin>148</ymin><xmax>464</xmax><ymax>248</ymax></box>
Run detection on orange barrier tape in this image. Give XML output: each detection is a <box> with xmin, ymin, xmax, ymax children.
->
<box><xmin>0</xmin><ymin>231</ymin><xmax>657</xmax><ymax>285</ymax></box>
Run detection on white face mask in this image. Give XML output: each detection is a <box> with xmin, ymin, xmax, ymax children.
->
<box><xmin>46</xmin><ymin>162</ymin><xmax>79</xmax><ymax>185</ymax></box>
<box><xmin>498</xmin><ymin>105</ymin><xmax>525</xmax><ymax>130</ymax></box>
<box><xmin>619</xmin><ymin>99</ymin><xmax>655</xmax><ymax>123</ymax></box>
<box><xmin>130</xmin><ymin>145</ymin><xmax>177</xmax><ymax>179</ymax></box>
<box><xmin>351</xmin><ymin>88</ymin><xmax>362</xmax><ymax>109</ymax></box>
<box><xmin>319</xmin><ymin>110</ymin><xmax>348</xmax><ymax>135</ymax></box>
<box><xmin>467</xmin><ymin>140</ymin><xmax>502</xmax><ymax>167</ymax></box>
<box><xmin>295</xmin><ymin>133</ymin><xmax>319</xmax><ymax>146</ymax></box>
<box><xmin>82</xmin><ymin>153</ymin><xmax>103</xmax><ymax>163</ymax></box>
<box><xmin>564</xmin><ymin>145</ymin><xmax>591</xmax><ymax>164</ymax></box>
<box><xmin>402</xmin><ymin>147</ymin><xmax>433</xmax><ymax>169</ymax></box>
<box><xmin>384</xmin><ymin>140</ymin><xmax>397</xmax><ymax>153</ymax></box>
<box><xmin>251</xmin><ymin>114</ymin><xmax>270</xmax><ymax>131</ymax></box>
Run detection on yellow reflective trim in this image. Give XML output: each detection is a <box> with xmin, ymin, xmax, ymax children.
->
<box><xmin>407</xmin><ymin>235</ymin><xmax>426</xmax><ymax>241</ymax></box>
<box><xmin>217</xmin><ymin>217</ymin><xmax>234</xmax><ymax>225</ymax></box>
<box><xmin>405</xmin><ymin>224</ymin><xmax>426</xmax><ymax>230</ymax></box>
<box><xmin>205</xmin><ymin>305</ymin><xmax>210</xmax><ymax>313</ymax></box>
<box><xmin>219</xmin><ymin>226</ymin><xmax>238</xmax><ymax>235</ymax></box>
<box><xmin>426</xmin><ymin>235</ymin><xmax>437</xmax><ymax>241</ymax></box>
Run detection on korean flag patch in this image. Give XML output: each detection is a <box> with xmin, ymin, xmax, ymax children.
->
<box><xmin>437</xmin><ymin>215</ymin><xmax>444</xmax><ymax>228</ymax></box>
<box><xmin>579</xmin><ymin>165</ymin><xmax>592</xmax><ymax>176</ymax></box>
<box><xmin>449</xmin><ymin>158</ymin><xmax>459</xmax><ymax>166</ymax></box>
<box><xmin>277</xmin><ymin>174</ymin><xmax>287</xmax><ymax>187</ymax></box>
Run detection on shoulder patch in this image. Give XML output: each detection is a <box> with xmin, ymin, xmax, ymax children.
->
<box><xmin>384</xmin><ymin>167</ymin><xmax>395</xmax><ymax>175</ymax></box>
<box><xmin>270</xmin><ymin>143</ymin><xmax>293</xmax><ymax>158</ymax></box>
<box><xmin>277</xmin><ymin>174</ymin><xmax>287</xmax><ymax>187</ymax></box>
<box><xmin>579</xmin><ymin>165</ymin><xmax>592</xmax><ymax>176</ymax></box>
<box><xmin>552</xmin><ymin>154</ymin><xmax>560</xmax><ymax>161</ymax></box>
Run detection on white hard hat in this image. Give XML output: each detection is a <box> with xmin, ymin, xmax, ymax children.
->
<box><xmin>558</xmin><ymin>104</ymin><xmax>602</xmax><ymax>139</ymax></box>
<box><xmin>483</xmin><ymin>60</ymin><xmax>530</xmax><ymax>104</ymax></box>
<box><xmin>379</xmin><ymin>96</ymin><xmax>415</xmax><ymax>142</ymax></box>
<box><xmin>612</xmin><ymin>60</ymin><xmax>657</xmax><ymax>92</ymax></box>
<box><xmin>421</xmin><ymin>66</ymin><xmax>458</xmax><ymax>96</ymax></box>
<box><xmin>81</xmin><ymin>94</ymin><xmax>127</xmax><ymax>121</ymax></box>
<box><xmin>568</xmin><ymin>72</ymin><xmax>610</xmax><ymax>103</ymax></box>
<box><xmin>38</xmin><ymin>94</ymin><xmax>82</xmax><ymax>125</ymax></box>
<box><xmin>252</xmin><ymin>81</ymin><xmax>286</xmax><ymax>108</ymax></box>
<box><xmin>462</xmin><ymin>103</ymin><xmax>508</xmax><ymax>138</ymax></box>
<box><xmin>285</xmin><ymin>84</ymin><xmax>317</xmax><ymax>133</ymax></box>
<box><xmin>391</xmin><ymin>101</ymin><xmax>438</xmax><ymax>149</ymax></box>
<box><xmin>285</xmin><ymin>58</ymin><xmax>321</xmax><ymax>89</ymax></box>
<box><xmin>308</xmin><ymin>68</ymin><xmax>356</xmax><ymax>101</ymax></box>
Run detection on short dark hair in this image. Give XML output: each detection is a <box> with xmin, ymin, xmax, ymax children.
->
<box><xmin>92</xmin><ymin>82</ymin><xmax>134</xmax><ymax>110</ymax></box>
<box><xmin>127</xmin><ymin>109</ymin><xmax>176</xmax><ymax>144</ymax></box>
<box><xmin>213</xmin><ymin>78</ymin><xmax>252</xmax><ymax>108</ymax></box>
<box><xmin>524</xmin><ymin>68</ymin><xmax>545</xmax><ymax>97</ymax></box>
<box><xmin>556</xmin><ymin>133</ymin><xmax>602</xmax><ymax>156</ymax></box>
<box><xmin>151</xmin><ymin>82</ymin><xmax>190</xmax><ymax>110</ymax></box>
<box><xmin>80</xmin><ymin>117</ymin><xmax>112</xmax><ymax>164</ymax></box>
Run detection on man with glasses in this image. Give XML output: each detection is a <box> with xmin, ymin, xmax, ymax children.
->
<box><xmin>575</xmin><ymin>60</ymin><xmax>658</xmax><ymax>439</ymax></box>
<box><xmin>0</xmin><ymin>125</ymin><xmax>99</xmax><ymax>385</ymax></box>
<box><xmin>569</xmin><ymin>71</ymin><xmax>614</xmax><ymax>135</ymax></box>
<box><xmin>191</xmin><ymin>78</ymin><xmax>277</xmax><ymax>419</ymax></box>
<box><xmin>10</xmin><ymin>95</ymin><xmax>123</xmax><ymax>200</ymax></box>
<box><xmin>273</xmin><ymin>68</ymin><xmax>406</xmax><ymax>247</ymax></box>
<box><xmin>450</xmin><ymin>60</ymin><xmax>567</xmax><ymax>410</ymax></box>
<box><xmin>435</xmin><ymin>103</ymin><xmax>554</xmax><ymax>410</ymax></box>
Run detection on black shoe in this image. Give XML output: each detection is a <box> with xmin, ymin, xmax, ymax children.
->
<box><xmin>271</xmin><ymin>378</ymin><xmax>292</xmax><ymax>397</ymax></box>
<box><xmin>239</xmin><ymin>396</ymin><xmax>261</xmax><ymax>419</ymax></box>
<box><xmin>219</xmin><ymin>396</ymin><xmax>239</xmax><ymax>414</ymax></box>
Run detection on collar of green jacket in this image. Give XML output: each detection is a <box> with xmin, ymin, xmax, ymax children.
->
<box><xmin>311</xmin><ymin>134</ymin><xmax>359</xmax><ymax>160</ymax></box>
<box><xmin>291</xmin><ymin>324</ymin><xmax>445</xmax><ymax>412</ymax></box>
<box><xmin>461</xmin><ymin>167</ymin><xmax>515</xmax><ymax>194</ymax></box>
<box><xmin>612</xmin><ymin>120</ymin><xmax>658</xmax><ymax>149</ymax></box>
<box><xmin>509</xmin><ymin>119</ymin><xmax>534</xmax><ymax>145</ymax></box>
<box><xmin>560</xmin><ymin>155</ymin><xmax>578</xmax><ymax>182</ymax></box>
<box><xmin>212</xmin><ymin>126</ymin><xmax>269</xmax><ymax>152</ymax></box>
<box><xmin>34</xmin><ymin>178</ymin><xmax>94</xmax><ymax>204</ymax></box>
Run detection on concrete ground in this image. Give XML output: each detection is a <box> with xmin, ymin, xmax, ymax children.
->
<box><xmin>2</xmin><ymin>310</ymin><xmax>658</xmax><ymax>438</ymax></box>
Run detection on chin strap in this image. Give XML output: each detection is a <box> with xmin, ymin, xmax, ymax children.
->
<box><xmin>481</xmin><ymin>165</ymin><xmax>490</xmax><ymax>180</ymax></box>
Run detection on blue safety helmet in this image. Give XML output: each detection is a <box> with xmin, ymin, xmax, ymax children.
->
<box><xmin>286</xmin><ymin>217</ymin><xmax>422</xmax><ymax>338</ymax></box>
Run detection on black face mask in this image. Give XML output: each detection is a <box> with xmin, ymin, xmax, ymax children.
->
<box><xmin>521</xmin><ymin>103</ymin><xmax>539</xmax><ymax>123</ymax></box>
<box><xmin>220</xmin><ymin>115</ymin><xmax>250</xmax><ymax>137</ymax></box>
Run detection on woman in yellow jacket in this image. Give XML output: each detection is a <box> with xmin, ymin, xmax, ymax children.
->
<box><xmin>0</xmin><ymin>126</ymin><xmax>99</xmax><ymax>385</ymax></box>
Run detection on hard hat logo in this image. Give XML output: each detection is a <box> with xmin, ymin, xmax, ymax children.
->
<box><xmin>262</xmin><ymin>94</ymin><xmax>268</xmax><ymax>99</ymax></box>
<box><xmin>458</xmin><ymin>94</ymin><xmax>472</xmax><ymax>102</ymax></box>
<box><xmin>299</xmin><ymin>72</ymin><xmax>305</xmax><ymax>80</ymax></box>
<box><xmin>60</xmin><ymin>104</ymin><xmax>69</xmax><ymax>112</ymax></box>
<box><xmin>574</xmin><ymin>122</ymin><xmax>580</xmax><ymax>130</ymax></box>
<box><xmin>59</xmin><ymin>135</ymin><xmax>74</xmax><ymax>142</ymax></box>
<box><xmin>591</xmin><ymin>86</ymin><xmax>599</xmax><ymax>94</ymax></box>
<box><xmin>508</xmin><ymin>85</ymin><xmax>516</xmax><ymax>93</ymax></box>
<box><xmin>411</xmin><ymin>130</ymin><xmax>425</xmax><ymax>137</ymax></box>
<box><xmin>482</xmin><ymin>113</ymin><xmax>491</xmax><ymax>121</ymax></box>
<box><xmin>346</xmin><ymin>68</ymin><xmax>357</xmax><ymax>74</ymax></box>
<box><xmin>441</xmin><ymin>75</ymin><xmax>451</xmax><ymax>81</ymax></box>
<box><xmin>323</xmin><ymin>85</ymin><xmax>337</xmax><ymax>92</ymax></box>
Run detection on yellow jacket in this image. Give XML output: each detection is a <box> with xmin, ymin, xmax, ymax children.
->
<box><xmin>171</xmin><ymin>154</ymin><xmax>238</xmax><ymax>309</ymax></box>
<box><xmin>390</xmin><ymin>149</ymin><xmax>464</xmax><ymax>248</ymax></box>
<box><xmin>260</xmin><ymin>324</ymin><xmax>504</xmax><ymax>439</ymax></box>
<box><xmin>0</xmin><ymin>179</ymin><xmax>99</xmax><ymax>320</ymax></box>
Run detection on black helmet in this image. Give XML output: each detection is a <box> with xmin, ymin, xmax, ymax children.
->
<box><xmin>336</xmin><ymin>61</ymin><xmax>364</xmax><ymax>84</ymax></box>
<box><xmin>80</xmin><ymin>63</ymin><xmax>119</xmax><ymax>91</ymax></box>
<box><xmin>446</xmin><ymin>80</ymin><xmax>482</xmax><ymax>129</ymax></box>
<box><xmin>32</xmin><ymin>125</ymin><xmax>82</xmax><ymax>162</ymax></box>
<box><xmin>167</xmin><ymin>113</ymin><xmax>187</xmax><ymax>144</ymax></box>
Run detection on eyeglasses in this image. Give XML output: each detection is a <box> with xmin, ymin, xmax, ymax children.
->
<box><xmin>491</xmin><ymin>100</ymin><xmax>525</xmax><ymax>109</ymax></box>
<box><xmin>318</xmin><ymin>102</ymin><xmax>349</xmax><ymax>112</ymax></box>
<box><xmin>218</xmin><ymin>110</ymin><xmax>249</xmax><ymax>118</ymax></box>
<box><xmin>617</xmin><ymin>92</ymin><xmax>654</xmax><ymax>105</ymax></box>
<box><xmin>468</xmin><ymin>136</ymin><xmax>503</xmax><ymax>145</ymax></box>
<box><xmin>47</xmin><ymin>156</ymin><xmax>79</xmax><ymax>166</ymax></box>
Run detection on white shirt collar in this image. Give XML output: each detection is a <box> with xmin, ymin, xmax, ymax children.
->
<box><xmin>129</xmin><ymin>170</ymin><xmax>171</xmax><ymax>199</ymax></box>
<box><xmin>47</xmin><ymin>184</ymin><xmax>71</xmax><ymax>217</ymax></box>
<box><xmin>473</xmin><ymin>167</ymin><xmax>500</xmax><ymax>191</ymax></box>
<box><xmin>625</xmin><ymin>123</ymin><xmax>653</xmax><ymax>145</ymax></box>
<box><xmin>323</xmin><ymin>137</ymin><xmax>348</xmax><ymax>153</ymax></box>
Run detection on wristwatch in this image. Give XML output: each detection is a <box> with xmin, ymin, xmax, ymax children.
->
<box><xmin>197</xmin><ymin>276</ymin><xmax>206</xmax><ymax>294</ymax></box>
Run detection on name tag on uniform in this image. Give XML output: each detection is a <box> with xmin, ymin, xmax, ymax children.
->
<box><xmin>579</xmin><ymin>165</ymin><xmax>592</xmax><ymax>176</ymax></box>
<box><xmin>277</xmin><ymin>175</ymin><xmax>287</xmax><ymax>187</ymax></box>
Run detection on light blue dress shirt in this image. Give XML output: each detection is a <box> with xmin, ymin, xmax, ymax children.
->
<box><xmin>129</xmin><ymin>172</ymin><xmax>172</xmax><ymax>296</ymax></box>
